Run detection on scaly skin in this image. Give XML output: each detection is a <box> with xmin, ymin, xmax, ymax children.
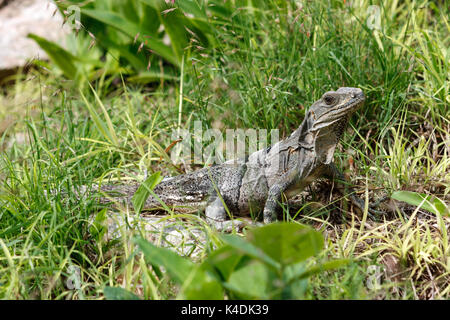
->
<box><xmin>94</xmin><ymin>87</ymin><xmax>379</xmax><ymax>231</ymax></box>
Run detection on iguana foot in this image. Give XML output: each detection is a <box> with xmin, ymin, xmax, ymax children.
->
<box><xmin>348</xmin><ymin>194</ymin><xmax>387</xmax><ymax>219</ymax></box>
<box><xmin>263</xmin><ymin>209</ymin><xmax>276</xmax><ymax>224</ymax></box>
<box><xmin>205</xmin><ymin>196</ymin><xmax>245</xmax><ymax>232</ymax></box>
<box><xmin>324</xmin><ymin>163</ymin><xmax>389</xmax><ymax>219</ymax></box>
<box><xmin>214</xmin><ymin>220</ymin><xmax>246</xmax><ymax>233</ymax></box>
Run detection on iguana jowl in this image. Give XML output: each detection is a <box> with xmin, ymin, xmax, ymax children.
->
<box><xmin>97</xmin><ymin>87</ymin><xmax>371</xmax><ymax>231</ymax></box>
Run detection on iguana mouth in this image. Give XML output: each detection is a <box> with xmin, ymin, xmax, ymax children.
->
<box><xmin>332</xmin><ymin>88</ymin><xmax>365</xmax><ymax>113</ymax></box>
<box><xmin>335</xmin><ymin>93</ymin><xmax>364</xmax><ymax>116</ymax></box>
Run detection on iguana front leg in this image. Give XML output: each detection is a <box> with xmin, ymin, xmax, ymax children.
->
<box><xmin>205</xmin><ymin>196</ymin><xmax>245</xmax><ymax>232</ymax></box>
<box><xmin>263</xmin><ymin>165</ymin><xmax>307</xmax><ymax>224</ymax></box>
<box><xmin>324</xmin><ymin>163</ymin><xmax>387</xmax><ymax>217</ymax></box>
<box><xmin>263</xmin><ymin>183</ymin><xmax>287</xmax><ymax>223</ymax></box>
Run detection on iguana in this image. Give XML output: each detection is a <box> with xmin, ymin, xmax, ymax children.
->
<box><xmin>93</xmin><ymin>87</ymin><xmax>382</xmax><ymax>231</ymax></box>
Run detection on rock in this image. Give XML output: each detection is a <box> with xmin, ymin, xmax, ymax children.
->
<box><xmin>101</xmin><ymin>211</ymin><xmax>208</xmax><ymax>260</ymax></box>
<box><xmin>0</xmin><ymin>0</ymin><xmax>70</xmax><ymax>72</ymax></box>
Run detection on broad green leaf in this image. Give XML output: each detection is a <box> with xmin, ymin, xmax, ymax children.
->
<box><xmin>120</xmin><ymin>0</ymin><xmax>141</xmax><ymax>23</ymax></box>
<box><xmin>201</xmin><ymin>245</ymin><xmax>245</xmax><ymax>281</ymax></box>
<box><xmin>139</xmin><ymin>4</ymin><xmax>161</xmax><ymax>35</ymax></box>
<box><xmin>95</xmin><ymin>35</ymin><xmax>148</xmax><ymax>71</ymax></box>
<box><xmin>138</xmin><ymin>0</ymin><xmax>210</xmax><ymax>30</ymax></box>
<box><xmin>81</xmin><ymin>9</ymin><xmax>141</xmax><ymax>36</ymax></box>
<box><xmin>176</xmin><ymin>0</ymin><xmax>208</xmax><ymax>19</ymax></box>
<box><xmin>132</xmin><ymin>172</ymin><xmax>163</xmax><ymax>214</ymax></box>
<box><xmin>247</xmin><ymin>222</ymin><xmax>324</xmax><ymax>266</ymax></box>
<box><xmin>224</xmin><ymin>261</ymin><xmax>273</xmax><ymax>299</ymax></box>
<box><xmin>290</xmin><ymin>259</ymin><xmax>350</xmax><ymax>282</ymax></box>
<box><xmin>136</xmin><ymin>0</ymin><xmax>165</xmax><ymax>11</ymax></box>
<box><xmin>103</xmin><ymin>286</ymin><xmax>141</xmax><ymax>300</ymax></box>
<box><xmin>283</xmin><ymin>261</ymin><xmax>308</xmax><ymax>282</ymax></box>
<box><xmin>391</xmin><ymin>191</ymin><xmax>449</xmax><ymax>216</ymax></box>
<box><xmin>179</xmin><ymin>267</ymin><xmax>224</xmax><ymax>300</ymax></box>
<box><xmin>139</xmin><ymin>0</ymin><xmax>210</xmax><ymax>61</ymax></box>
<box><xmin>81</xmin><ymin>9</ymin><xmax>179</xmax><ymax>66</ymax></box>
<box><xmin>280</xmin><ymin>278</ymin><xmax>308</xmax><ymax>299</ymax></box>
<box><xmin>281</xmin><ymin>262</ymin><xmax>309</xmax><ymax>299</ymax></box>
<box><xmin>221</xmin><ymin>234</ymin><xmax>281</xmax><ymax>270</ymax></box>
<box><xmin>159</xmin><ymin>8</ymin><xmax>189</xmax><ymax>62</ymax></box>
<box><xmin>134</xmin><ymin>237</ymin><xmax>194</xmax><ymax>284</ymax></box>
<box><xmin>28</xmin><ymin>34</ymin><xmax>78</xmax><ymax>78</ymax></box>
<box><xmin>183</xmin><ymin>17</ymin><xmax>212</xmax><ymax>46</ymax></box>
<box><xmin>207</xmin><ymin>2</ymin><xmax>233</xmax><ymax>19</ymax></box>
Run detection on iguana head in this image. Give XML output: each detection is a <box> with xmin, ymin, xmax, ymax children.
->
<box><xmin>302</xmin><ymin>87</ymin><xmax>365</xmax><ymax>163</ymax></box>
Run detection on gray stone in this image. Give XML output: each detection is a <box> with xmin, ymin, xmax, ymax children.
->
<box><xmin>100</xmin><ymin>211</ymin><xmax>208</xmax><ymax>260</ymax></box>
<box><xmin>0</xmin><ymin>0</ymin><xmax>70</xmax><ymax>71</ymax></box>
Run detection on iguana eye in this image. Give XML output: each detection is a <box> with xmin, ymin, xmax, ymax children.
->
<box><xmin>323</xmin><ymin>95</ymin><xmax>335</xmax><ymax>105</ymax></box>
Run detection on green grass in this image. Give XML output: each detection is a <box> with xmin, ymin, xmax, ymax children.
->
<box><xmin>0</xmin><ymin>0</ymin><xmax>448</xmax><ymax>299</ymax></box>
